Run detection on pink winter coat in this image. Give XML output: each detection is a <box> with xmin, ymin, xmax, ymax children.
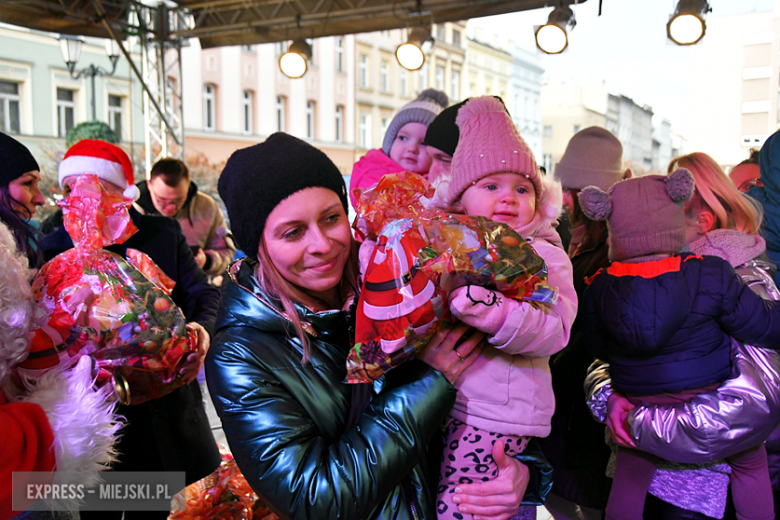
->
<box><xmin>451</xmin><ymin>193</ymin><xmax>578</xmax><ymax>438</ymax></box>
<box><xmin>349</xmin><ymin>149</ymin><xmax>413</xmax><ymax>208</ymax></box>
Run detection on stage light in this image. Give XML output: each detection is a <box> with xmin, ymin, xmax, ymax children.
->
<box><xmin>535</xmin><ymin>6</ymin><xmax>574</xmax><ymax>55</ymax></box>
<box><xmin>667</xmin><ymin>0</ymin><xmax>711</xmax><ymax>45</ymax></box>
<box><xmin>396</xmin><ymin>27</ymin><xmax>431</xmax><ymax>71</ymax></box>
<box><xmin>279</xmin><ymin>39</ymin><xmax>312</xmax><ymax>78</ymax></box>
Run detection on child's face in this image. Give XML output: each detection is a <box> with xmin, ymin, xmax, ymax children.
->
<box><xmin>460</xmin><ymin>173</ymin><xmax>537</xmax><ymax>231</ymax></box>
<box><xmin>389</xmin><ymin>122</ymin><xmax>432</xmax><ymax>174</ymax></box>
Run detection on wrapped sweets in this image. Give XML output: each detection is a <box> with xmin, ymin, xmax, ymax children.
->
<box><xmin>17</xmin><ymin>175</ymin><xmax>194</xmax><ymax>405</ymax></box>
<box><xmin>345</xmin><ymin>173</ymin><xmax>557</xmax><ymax>384</ymax></box>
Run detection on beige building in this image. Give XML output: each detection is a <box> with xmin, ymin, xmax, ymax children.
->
<box><xmin>180</xmin><ymin>36</ymin><xmax>356</xmax><ymax>172</ymax></box>
<box><xmin>354</xmin><ymin>22</ymin><xmax>466</xmax><ymax>157</ymax></box>
<box><xmin>465</xmin><ymin>27</ymin><xmax>512</xmax><ymax>102</ymax></box>
<box><xmin>682</xmin><ymin>6</ymin><xmax>779</xmax><ymax>167</ymax></box>
<box><xmin>540</xmin><ymin>83</ymin><xmax>608</xmax><ymax>173</ymax></box>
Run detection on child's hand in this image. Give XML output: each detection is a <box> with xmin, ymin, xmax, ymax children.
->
<box><xmin>448</xmin><ymin>285</ymin><xmax>520</xmax><ymax>337</ymax></box>
<box><xmin>606</xmin><ymin>393</ymin><xmax>636</xmax><ymax>448</ymax></box>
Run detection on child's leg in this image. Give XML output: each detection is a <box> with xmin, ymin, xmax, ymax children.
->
<box><xmin>437</xmin><ymin>418</ymin><xmax>527</xmax><ymax>520</ymax></box>
<box><xmin>605</xmin><ymin>447</ymin><xmax>660</xmax><ymax>520</ymax></box>
<box><xmin>726</xmin><ymin>444</ymin><xmax>774</xmax><ymax>520</ymax></box>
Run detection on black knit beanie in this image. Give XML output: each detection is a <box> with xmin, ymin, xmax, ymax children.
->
<box><xmin>0</xmin><ymin>132</ymin><xmax>40</xmax><ymax>186</ymax></box>
<box><xmin>422</xmin><ymin>99</ymin><xmax>468</xmax><ymax>157</ymax></box>
<box><xmin>218</xmin><ymin>132</ymin><xmax>348</xmax><ymax>258</ymax></box>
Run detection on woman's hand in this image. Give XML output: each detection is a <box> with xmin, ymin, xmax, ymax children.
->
<box><xmin>418</xmin><ymin>322</ymin><xmax>484</xmax><ymax>385</ymax></box>
<box><xmin>606</xmin><ymin>392</ymin><xmax>636</xmax><ymax>448</ymax></box>
<box><xmin>450</xmin><ymin>440</ymin><xmax>529</xmax><ymax>520</ymax></box>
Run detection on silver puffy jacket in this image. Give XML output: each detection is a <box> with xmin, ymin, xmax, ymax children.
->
<box><xmin>584</xmin><ymin>259</ymin><xmax>780</xmax><ymax>464</ymax></box>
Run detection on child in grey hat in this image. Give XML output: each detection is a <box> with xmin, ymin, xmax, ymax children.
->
<box><xmin>580</xmin><ymin>169</ymin><xmax>780</xmax><ymax>520</ymax></box>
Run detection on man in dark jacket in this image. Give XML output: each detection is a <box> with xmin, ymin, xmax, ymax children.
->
<box><xmin>41</xmin><ymin>140</ymin><xmax>221</xmax><ymax>520</ymax></box>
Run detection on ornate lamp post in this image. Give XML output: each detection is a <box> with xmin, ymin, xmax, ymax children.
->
<box><xmin>59</xmin><ymin>35</ymin><xmax>121</xmax><ymax>121</ymax></box>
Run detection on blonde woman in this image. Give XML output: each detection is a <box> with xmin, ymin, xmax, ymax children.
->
<box><xmin>586</xmin><ymin>152</ymin><xmax>780</xmax><ymax>520</ymax></box>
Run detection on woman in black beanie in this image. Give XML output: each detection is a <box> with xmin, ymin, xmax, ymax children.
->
<box><xmin>206</xmin><ymin>132</ymin><xmax>533</xmax><ymax>520</ymax></box>
<box><xmin>0</xmin><ymin>133</ymin><xmax>45</xmax><ymax>268</ymax></box>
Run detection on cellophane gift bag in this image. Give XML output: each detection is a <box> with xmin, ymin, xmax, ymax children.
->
<box><xmin>17</xmin><ymin>174</ymin><xmax>195</xmax><ymax>405</ymax></box>
<box><xmin>345</xmin><ymin>173</ymin><xmax>557</xmax><ymax>384</ymax></box>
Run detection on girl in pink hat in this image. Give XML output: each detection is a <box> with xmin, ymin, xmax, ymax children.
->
<box><xmin>434</xmin><ymin>96</ymin><xmax>578</xmax><ymax>520</ymax></box>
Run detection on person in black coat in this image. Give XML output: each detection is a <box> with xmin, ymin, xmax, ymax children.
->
<box><xmin>40</xmin><ymin>140</ymin><xmax>221</xmax><ymax>520</ymax></box>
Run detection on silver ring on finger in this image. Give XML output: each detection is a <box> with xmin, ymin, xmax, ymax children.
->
<box><xmin>456</xmin><ymin>350</ymin><xmax>465</xmax><ymax>362</ymax></box>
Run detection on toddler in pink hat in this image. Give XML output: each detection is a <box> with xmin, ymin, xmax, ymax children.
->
<box><xmin>434</xmin><ymin>96</ymin><xmax>578</xmax><ymax>519</ymax></box>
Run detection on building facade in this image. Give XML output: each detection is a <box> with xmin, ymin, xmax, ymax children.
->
<box><xmin>508</xmin><ymin>44</ymin><xmax>544</xmax><ymax>161</ymax></box>
<box><xmin>465</xmin><ymin>27</ymin><xmax>512</xmax><ymax>102</ymax></box>
<box><xmin>181</xmin><ymin>35</ymin><xmax>356</xmax><ymax>173</ymax></box>
<box><xmin>606</xmin><ymin>94</ymin><xmax>654</xmax><ymax>172</ymax></box>
<box><xmin>0</xmin><ymin>23</ymin><xmax>144</xmax><ymax>153</ymax></box>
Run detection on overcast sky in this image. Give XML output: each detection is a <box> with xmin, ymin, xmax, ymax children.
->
<box><xmin>468</xmin><ymin>0</ymin><xmax>775</xmax><ymax>138</ymax></box>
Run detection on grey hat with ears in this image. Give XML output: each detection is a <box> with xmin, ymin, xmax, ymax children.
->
<box><xmin>579</xmin><ymin>168</ymin><xmax>695</xmax><ymax>262</ymax></box>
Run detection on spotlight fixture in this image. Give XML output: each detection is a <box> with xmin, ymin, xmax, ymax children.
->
<box><xmin>535</xmin><ymin>6</ymin><xmax>575</xmax><ymax>55</ymax></box>
<box><xmin>396</xmin><ymin>27</ymin><xmax>431</xmax><ymax>71</ymax></box>
<box><xmin>279</xmin><ymin>39</ymin><xmax>312</xmax><ymax>78</ymax></box>
<box><xmin>667</xmin><ymin>0</ymin><xmax>711</xmax><ymax>45</ymax></box>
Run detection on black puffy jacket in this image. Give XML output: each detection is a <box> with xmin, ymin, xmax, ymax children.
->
<box><xmin>205</xmin><ymin>259</ymin><xmax>457</xmax><ymax>520</ymax></box>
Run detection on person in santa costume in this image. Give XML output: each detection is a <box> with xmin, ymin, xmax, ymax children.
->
<box><xmin>0</xmin><ymin>217</ymin><xmax>120</xmax><ymax>520</ymax></box>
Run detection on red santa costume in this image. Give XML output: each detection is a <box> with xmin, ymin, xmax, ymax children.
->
<box><xmin>0</xmin><ymin>221</ymin><xmax>119</xmax><ymax>520</ymax></box>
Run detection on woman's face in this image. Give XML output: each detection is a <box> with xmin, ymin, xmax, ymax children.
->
<box><xmin>262</xmin><ymin>187</ymin><xmax>352</xmax><ymax>303</ymax></box>
<box><xmin>8</xmin><ymin>170</ymin><xmax>44</xmax><ymax>218</ymax></box>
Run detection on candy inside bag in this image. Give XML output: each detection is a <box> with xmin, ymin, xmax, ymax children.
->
<box><xmin>18</xmin><ymin>175</ymin><xmax>195</xmax><ymax>405</ymax></box>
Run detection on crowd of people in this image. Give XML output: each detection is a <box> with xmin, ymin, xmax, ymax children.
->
<box><xmin>1</xmin><ymin>87</ymin><xmax>779</xmax><ymax>520</ymax></box>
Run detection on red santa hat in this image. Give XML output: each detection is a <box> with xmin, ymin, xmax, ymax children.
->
<box><xmin>58</xmin><ymin>139</ymin><xmax>139</xmax><ymax>200</ymax></box>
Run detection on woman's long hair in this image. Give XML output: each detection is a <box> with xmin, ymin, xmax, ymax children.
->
<box><xmin>0</xmin><ymin>185</ymin><xmax>42</xmax><ymax>268</ymax></box>
<box><xmin>254</xmin><ymin>236</ymin><xmax>360</xmax><ymax>364</ymax></box>
<box><xmin>568</xmin><ymin>188</ymin><xmax>608</xmax><ymax>255</ymax></box>
<box><xmin>670</xmin><ymin>152</ymin><xmax>761</xmax><ymax>235</ymax></box>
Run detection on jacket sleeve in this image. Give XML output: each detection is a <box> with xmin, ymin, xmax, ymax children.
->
<box><xmin>716</xmin><ymin>260</ymin><xmax>780</xmax><ymax>349</ymax></box>
<box><xmin>583</xmin><ymin>359</ymin><xmax>612</xmax><ymax>423</ymax></box>
<box><xmin>171</xmin><ymin>224</ymin><xmax>220</xmax><ymax>336</ymax></box>
<box><xmin>202</xmin><ymin>202</ymin><xmax>236</xmax><ymax>276</ymax></box>
<box><xmin>489</xmin><ymin>241</ymin><xmax>578</xmax><ymax>358</ymax></box>
<box><xmin>206</xmin><ymin>330</ymin><xmax>456</xmax><ymax>520</ymax></box>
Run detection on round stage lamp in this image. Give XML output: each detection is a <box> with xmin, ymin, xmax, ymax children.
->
<box><xmin>667</xmin><ymin>0</ymin><xmax>710</xmax><ymax>45</ymax></box>
<box><xmin>535</xmin><ymin>6</ymin><xmax>574</xmax><ymax>55</ymax></box>
<box><xmin>279</xmin><ymin>39</ymin><xmax>312</xmax><ymax>78</ymax></box>
<box><xmin>396</xmin><ymin>27</ymin><xmax>430</xmax><ymax>71</ymax></box>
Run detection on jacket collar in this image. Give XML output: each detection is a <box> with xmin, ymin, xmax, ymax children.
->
<box><xmin>216</xmin><ymin>258</ymin><xmax>349</xmax><ymax>342</ymax></box>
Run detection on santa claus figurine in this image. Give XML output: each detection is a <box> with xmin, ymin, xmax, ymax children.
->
<box><xmin>355</xmin><ymin>219</ymin><xmax>444</xmax><ymax>353</ymax></box>
<box><xmin>0</xmin><ymin>220</ymin><xmax>120</xmax><ymax>520</ymax></box>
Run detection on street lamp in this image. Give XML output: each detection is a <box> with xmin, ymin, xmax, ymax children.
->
<box><xmin>279</xmin><ymin>39</ymin><xmax>312</xmax><ymax>79</ymax></box>
<box><xmin>535</xmin><ymin>6</ymin><xmax>575</xmax><ymax>55</ymax></box>
<box><xmin>396</xmin><ymin>27</ymin><xmax>431</xmax><ymax>71</ymax></box>
<box><xmin>667</xmin><ymin>0</ymin><xmax>711</xmax><ymax>46</ymax></box>
<box><xmin>59</xmin><ymin>35</ymin><xmax>121</xmax><ymax>120</ymax></box>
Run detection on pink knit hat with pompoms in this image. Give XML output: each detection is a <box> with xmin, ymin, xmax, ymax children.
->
<box><xmin>445</xmin><ymin>96</ymin><xmax>540</xmax><ymax>207</ymax></box>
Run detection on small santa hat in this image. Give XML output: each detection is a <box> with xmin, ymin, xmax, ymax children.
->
<box><xmin>58</xmin><ymin>139</ymin><xmax>139</xmax><ymax>200</ymax></box>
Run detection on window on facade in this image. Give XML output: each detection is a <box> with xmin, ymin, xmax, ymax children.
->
<box><xmin>436</xmin><ymin>24</ymin><xmax>445</xmax><ymax>41</ymax></box>
<box><xmin>452</xmin><ymin>30</ymin><xmax>461</xmax><ymax>47</ymax></box>
<box><xmin>573</xmin><ymin>124</ymin><xmax>581</xmax><ymax>134</ymax></box>
<box><xmin>359</xmin><ymin>54</ymin><xmax>369</xmax><ymax>88</ymax></box>
<box><xmin>419</xmin><ymin>63</ymin><xmax>428</xmax><ymax>91</ymax></box>
<box><xmin>275</xmin><ymin>41</ymin><xmax>288</xmax><ymax>56</ymax></box>
<box><xmin>335</xmin><ymin>37</ymin><xmax>344</xmax><ymax>72</ymax></box>
<box><xmin>435</xmin><ymin>65</ymin><xmax>444</xmax><ymax>90</ymax></box>
<box><xmin>380</xmin><ymin>60</ymin><xmax>390</xmax><ymax>93</ymax></box>
<box><xmin>359</xmin><ymin>113</ymin><xmax>371</xmax><ymax>149</ymax></box>
<box><xmin>242</xmin><ymin>91</ymin><xmax>253</xmax><ymax>135</ymax></box>
<box><xmin>469</xmin><ymin>83</ymin><xmax>476</xmax><ymax>97</ymax></box>
<box><xmin>335</xmin><ymin>105</ymin><xmax>343</xmax><ymax>142</ymax></box>
<box><xmin>306</xmin><ymin>100</ymin><xmax>315</xmax><ymax>139</ymax></box>
<box><xmin>57</xmin><ymin>87</ymin><xmax>75</xmax><ymax>138</ymax></box>
<box><xmin>451</xmin><ymin>70</ymin><xmax>460</xmax><ymax>100</ymax></box>
<box><xmin>108</xmin><ymin>94</ymin><xmax>123</xmax><ymax>139</ymax></box>
<box><xmin>0</xmin><ymin>80</ymin><xmax>21</xmax><ymax>134</ymax></box>
<box><xmin>400</xmin><ymin>69</ymin><xmax>408</xmax><ymax>97</ymax></box>
<box><xmin>241</xmin><ymin>44</ymin><xmax>254</xmax><ymax>52</ymax></box>
<box><xmin>543</xmin><ymin>125</ymin><xmax>553</xmax><ymax>137</ymax></box>
<box><xmin>276</xmin><ymin>96</ymin><xmax>286</xmax><ymax>132</ymax></box>
<box><xmin>381</xmin><ymin>116</ymin><xmax>390</xmax><ymax>140</ymax></box>
<box><xmin>203</xmin><ymin>84</ymin><xmax>215</xmax><ymax>131</ymax></box>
